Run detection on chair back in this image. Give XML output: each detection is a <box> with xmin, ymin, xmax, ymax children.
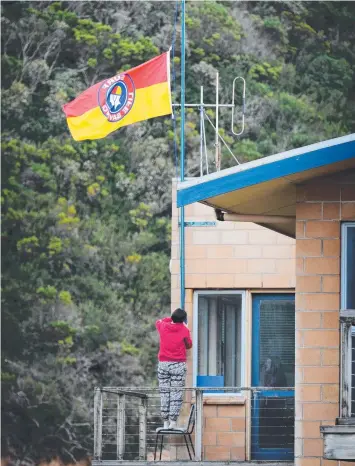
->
<box><xmin>186</xmin><ymin>403</ymin><xmax>195</xmax><ymax>434</ymax></box>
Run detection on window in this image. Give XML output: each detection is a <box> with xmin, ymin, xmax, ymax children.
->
<box><xmin>193</xmin><ymin>291</ymin><xmax>244</xmax><ymax>388</ymax></box>
<box><xmin>340</xmin><ymin>222</ymin><xmax>355</xmax><ymax>421</ymax></box>
<box><xmin>341</xmin><ymin>222</ymin><xmax>355</xmax><ymax>310</ymax></box>
<box><xmin>256</xmin><ymin>297</ymin><xmax>295</xmax><ymax>388</ymax></box>
<box><xmin>352</xmin><ymin>326</ymin><xmax>355</xmax><ymax>417</ymax></box>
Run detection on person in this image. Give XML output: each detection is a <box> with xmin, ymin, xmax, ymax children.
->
<box><xmin>155</xmin><ymin>308</ymin><xmax>192</xmax><ymax>429</ymax></box>
<box><xmin>259</xmin><ymin>356</ymin><xmax>290</xmax><ymax>448</ymax></box>
<box><xmin>261</xmin><ymin>355</ymin><xmax>287</xmax><ymax>387</ymax></box>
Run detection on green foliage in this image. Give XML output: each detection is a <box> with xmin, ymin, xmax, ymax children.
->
<box><xmin>58</xmin><ymin>290</ymin><xmax>72</xmax><ymax>305</ymax></box>
<box><xmin>87</xmin><ymin>182</ymin><xmax>101</xmax><ymax>197</ymax></box>
<box><xmin>126</xmin><ymin>253</ymin><xmax>142</xmax><ymax>264</ymax></box>
<box><xmin>51</xmin><ymin>320</ymin><xmax>77</xmax><ymax>335</ymax></box>
<box><xmin>121</xmin><ymin>340</ymin><xmax>140</xmax><ymax>356</ymax></box>
<box><xmin>56</xmin><ymin>200</ymin><xmax>80</xmax><ymax>227</ymax></box>
<box><xmin>48</xmin><ymin>236</ymin><xmax>62</xmax><ymax>256</ymax></box>
<box><xmin>249</xmin><ymin>62</ymin><xmax>283</xmax><ymax>83</ymax></box>
<box><xmin>232</xmin><ymin>139</ymin><xmax>263</xmax><ymax>163</ymax></box>
<box><xmin>17</xmin><ymin>236</ymin><xmax>39</xmax><ymax>253</ymax></box>
<box><xmin>129</xmin><ymin>203</ymin><xmax>153</xmax><ymax>230</ymax></box>
<box><xmin>73</xmin><ymin>18</ymin><xmax>111</xmax><ymax>46</ymax></box>
<box><xmin>37</xmin><ymin>286</ymin><xmax>57</xmax><ymax>301</ymax></box>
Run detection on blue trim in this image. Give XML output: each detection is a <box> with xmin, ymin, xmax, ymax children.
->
<box><xmin>252</xmin><ymin>293</ymin><xmax>295</xmax><ymax>386</ymax></box>
<box><xmin>341</xmin><ymin>223</ymin><xmax>355</xmax><ymax>309</ymax></box>
<box><xmin>251</xmin><ymin>294</ymin><xmax>295</xmax><ymax>461</ymax></box>
<box><xmin>177</xmin><ymin>139</ymin><xmax>355</xmax><ymax>207</ymax></box>
<box><xmin>197</xmin><ymin>375</ymin><xmax>224</xmax><ymax>393</ymax></box>
<box><xmin>251</xmin><ymin>296</ymin><xmax>261</xmax><ymax>388</ymax></box>
<box><xmin>252</xmin><ymin>450</ymin><xmax>294</xmax><ymax>461</ymax></box>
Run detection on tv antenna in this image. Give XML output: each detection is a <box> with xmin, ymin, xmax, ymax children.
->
<box><xmin>173</xmin><ymin>73</ymin><xmax>246</xmax><ymax>175</ymax></box>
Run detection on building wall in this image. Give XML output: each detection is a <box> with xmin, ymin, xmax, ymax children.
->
<box><xmin>171</xmin><ymin>185</ymin><xmax>296</xmax><ymax>309</ymax></box>
<box><xmin>295</xmin><ymin>170</ymin><xmax>355</xmax><ymax>466</ymax></box>
<box><xmin>171</xmin><ymin>182</ymin><xmax>296</xmax><ymax>461</ymax></box>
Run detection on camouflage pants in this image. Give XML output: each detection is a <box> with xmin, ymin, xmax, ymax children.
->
<box><xmin>157</xmin><ymin>362</ymin><xmax>187</xmax><ymax>421</ymax></box>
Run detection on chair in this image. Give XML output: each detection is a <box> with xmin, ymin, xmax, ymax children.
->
<box><xmin>154</xmin><ymin>404</ymin><xmax>195</xmax><ymax>460</ymax></box>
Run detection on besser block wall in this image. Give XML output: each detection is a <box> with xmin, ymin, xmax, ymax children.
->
<box><xmin>295</xmin><ymin>170</ymin><xmax>355</xmax><ymax>466</ymax></box>
<box><xmin>170</xmin><ymin>182</ymin><xmax>296</xmax><ymax>461</ymax></box>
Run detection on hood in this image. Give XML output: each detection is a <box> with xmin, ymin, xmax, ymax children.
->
<box><xmin>164</xmin><ymin>320</ymin><xmax>184</xmax><ymax>332</ymax></box>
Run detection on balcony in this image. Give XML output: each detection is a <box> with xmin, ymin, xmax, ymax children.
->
<box><xmin>93</xmin><ymin>387</ymin><xmax>294</xmax><ymax>466</ymax></box>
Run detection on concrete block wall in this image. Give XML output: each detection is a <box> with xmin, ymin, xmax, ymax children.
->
<box><xmin>171</xmin><ymin>183</ymin><xmax>296</xmax><ymax>389</ymax></box>
<box><xmin>295</xmin><ymin>170</ymin><xmax>355</xmax><ymax>466</ymax></box>
<box><xmin>171</xmin><ymin>182</ymin><xmax>296</xmax><ymax>461</ymax></box>
<box><xmin>203</xmin><ymin>404</ymin><xmax>246</xmax><ymax>461</ymax></box>
<box><xmin>171</xmin><ymin>183</ymin><xmax>296</xmax><ymax>313</ymax></box>
<box><xmin>170</xmin><ymin>401</ymin><xmax>247</xmax><ymax>462</ymax></box>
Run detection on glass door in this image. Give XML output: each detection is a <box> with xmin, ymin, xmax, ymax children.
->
<box><xmin>251</xmin><ymin>294</ymin><xmax>295</xmax><ymax>460</ymax></box>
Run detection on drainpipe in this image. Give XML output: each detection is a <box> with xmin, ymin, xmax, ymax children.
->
<box><xmin>215</xmin><ymin>209</ymin><xmax>295</xmax><ymax>224</ymax></box>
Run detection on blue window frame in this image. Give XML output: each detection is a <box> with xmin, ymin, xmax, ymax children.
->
<box><xmin>341</xmin><ymin>222</ymin><xmax>355</xmax><ymax>310</ymax></box>
<box><xmin>340</xmin><ymin>222</ymin><xmax>355</xmax><ymax>420</ymax></box>
<box><xmin>251</xmin><ymin>294</ymin><xmax>295</xmax><ymax>460</ymax></box>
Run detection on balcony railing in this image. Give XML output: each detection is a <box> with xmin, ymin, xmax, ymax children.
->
<box><xmin>93</xmin><ymin>386</ymin><xmax>294</xmax><ymax>463</ymax></box>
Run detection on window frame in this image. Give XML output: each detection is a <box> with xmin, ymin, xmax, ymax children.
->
<box><xmin>341</xmin><ymin>222</ymin><xmax>355</xmax><ymax>310</ymax></box>
<box><xmin>192</xmin><ymin>290</ymin><xmax>246</xmax><ymax>394</ymax></box>
<box><xmin>340</xmin><ymin>222</ymin><xmax>355</xmax><ymax>422</ymax></box>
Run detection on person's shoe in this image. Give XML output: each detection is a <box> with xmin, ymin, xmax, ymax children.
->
<box><xmin>169</xmin><ymin>420</ymin><xmax>177</xmax><ymax>429</ymax></box>
<box><xmin>164</xmin><ymin>420</ymin><xmax>170</xmax><ymax>429</ymax></box>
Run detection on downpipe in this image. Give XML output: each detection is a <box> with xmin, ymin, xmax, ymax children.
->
<box><xmin>215</xmin><ymin>209</ymin><xmax>295</xmax><ymax>224</ymax></box>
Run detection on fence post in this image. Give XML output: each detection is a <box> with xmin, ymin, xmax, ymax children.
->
<box><xmin>195</xmin><ymin>389</ymin><xmax>203</xmax><ymax>461</ymax></box>
<box><xmin>139</xmin><ymin>396</ymin><xmax>147</xmax><ymax>460</ymax></box>
<box><xmin>340</xmin><ymin>321</ymin><xmax>352</xmax><ymax>417</ymax></box>
<box><xmin>117</xmin><ymin>394</ymin><xmax>125</xmax><ymax>460</ymax></box>
<box><xmin>94</xmin><ymin>388</ymin><xmax>103</xmax><ymax>460</ymax></box>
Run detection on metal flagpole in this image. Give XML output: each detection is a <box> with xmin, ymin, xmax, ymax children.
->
<box><xmin>179</xmin><ymin>0</ymin><xmax>186</xmax><ymax>310</ymax></box>
<box><xmin>215</xmin><ymin>71</ymin><xmax>220</xmax><ymax>171</ymax></box>
<box><xmin>200</xmin><ymin>86</ymin><xmax>204</xmax><ymax>176</ymax></box>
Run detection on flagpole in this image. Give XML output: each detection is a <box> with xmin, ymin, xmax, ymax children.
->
<box><xmin>179</xmin><ymin>0</ymin><xmax>186</xmax><ymax>311</ymax></box>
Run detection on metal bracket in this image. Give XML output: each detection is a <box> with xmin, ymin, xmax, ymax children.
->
<box><xmin>117</xmin><ymin>394</ymin><xmax>125</xmax><ymax>460</ymax></box>
<box><xmin>94</xmin><ymin>388</ymin><xmax>103</xmax><ymax>460</ymax></box>
<box><xmin>179</xmin><ymin>221</ymin><xmax>216</xmax><ymax>227</ymax></box>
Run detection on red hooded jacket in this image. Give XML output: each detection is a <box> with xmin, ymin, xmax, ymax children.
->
<box><xmin>155</xmin><ymin>317</ymin><xmax>192</xmax><ymax>362</ymax></box>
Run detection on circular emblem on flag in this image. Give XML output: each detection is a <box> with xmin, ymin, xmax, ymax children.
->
<box><xmin>98</xmin><ymin>74</ymin><xmax>135</xmax><ymax>122</ymax></box>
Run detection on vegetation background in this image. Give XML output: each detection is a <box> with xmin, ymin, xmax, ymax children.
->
<box><xmin>2</xmin><ymin>0</ymin><xmax>355</xmax><ymax>462</ymax></box>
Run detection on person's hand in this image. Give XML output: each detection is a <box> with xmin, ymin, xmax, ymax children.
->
<box><xmin>184</xmin><ymin>337</ymin><xmax>192</xmax><ymax>349</ymax></box>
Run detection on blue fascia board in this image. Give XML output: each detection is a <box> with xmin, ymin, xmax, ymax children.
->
<box><xmin>177</xmin><ymin>139</ymin><xmax>355</xmax><ymax>207</ymax></box>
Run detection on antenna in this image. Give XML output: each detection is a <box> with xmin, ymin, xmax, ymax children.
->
<box><xmin>215</xmin><ymin>72</ymin><xmax>220</xmax><ymax>171</ymax></box>
<box><xmin>172</xmin><ymin>74</ymin><xmax>246</xmax><ymax>174</ymax></box>
<box><xmin>231</xmin><ymin>77</ymin><xmax>246</xmax><ymax>136</ymax></box>
<box><xmin>199</xmin><ymin>86</ymin><xmax>204</xmax><ymax>177</ymax></box>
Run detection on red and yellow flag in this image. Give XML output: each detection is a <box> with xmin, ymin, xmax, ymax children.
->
<box><xmin>62</xmin><ymin>52</ymin><xmax>172</xmax><ymax>141</ymax></box>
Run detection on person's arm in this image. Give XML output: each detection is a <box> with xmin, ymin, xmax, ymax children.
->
<box><xmin>183</xmin><ymin>329</ymin><xmax>192</xmax><ymax>349</ymax></box>
<box><xmin>155</xmin><ymin>316</ymin><xmax>171</xmax><ymax>330</ymax></box>
<box><xmin>155</xmin><ymin>319</ymin><xmax>162</xmax><ymax>330</ymax></box>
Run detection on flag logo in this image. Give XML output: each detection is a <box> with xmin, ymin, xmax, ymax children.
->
<box><xmin>63</xmin><ymin>52</ymin><xmax>171</xmax><ymax>141</ymax></box>
<box><xmin>99</xmin><ymin>74</ymin><xmax>135</xmax><ymax>122</ymax></box>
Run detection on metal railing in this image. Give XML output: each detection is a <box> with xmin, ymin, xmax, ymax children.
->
<box><xmin>93</xmin><ymin>386</ymin><xmax>294</xmax><ymax>462</ymax></box>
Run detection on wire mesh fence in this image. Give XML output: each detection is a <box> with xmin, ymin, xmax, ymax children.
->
<box><xmin>251</xmin><ymin>390</ymin><xmax>294</xmax><ymax>460</ymax></box>
<box><xmin>93</xmin><ymin>386</ymin><xmax>294</xmax><ymax>462</ymax></box>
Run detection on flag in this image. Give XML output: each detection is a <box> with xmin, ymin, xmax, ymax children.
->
<box><xmin>62</xmin><ymin>52</ymin><xmax>172</xmax><ymax>141</ymax></box>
